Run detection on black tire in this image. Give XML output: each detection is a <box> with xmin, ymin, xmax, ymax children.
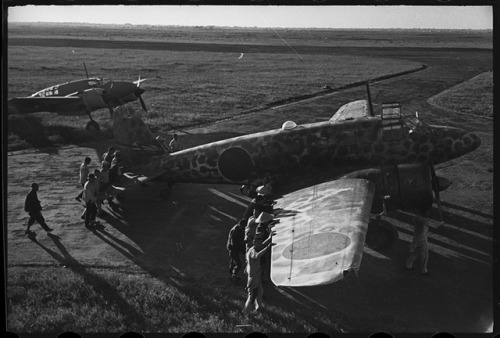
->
<box><xmin>365</xmin><ymin>218</ymin><xmax>399</xmax><ymax>251</ymax></box>
<box><xmin>86</xmin><ymin>120</ymin><xmax>100</xmax><ymax>131</ymax></box>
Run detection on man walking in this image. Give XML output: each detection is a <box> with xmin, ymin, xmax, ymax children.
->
<box><xmin>406</xmin><ymin>211</ymin><xmax>430</xmax><ymax>275</ymax></box>
<box><xmin>24</xmin><ymin>183</ymin><xmax>53</xmax><ymax>234</ymax></box>
<box><xmin>75</xmin><ymin>157</ymin><xmax>91</xmax><ymax>202</ymax></box>
<box><xmin>227</xmin><ymin>219</ymin><xmax>246</xmax><ymax>281</ymax></box>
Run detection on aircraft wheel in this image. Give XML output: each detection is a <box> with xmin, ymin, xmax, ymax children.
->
<box><xmin>86</xmin><ymin>120</ymin><xmax>100</xmax><ymax>131</ymax></box>
<box><xmin>160</xmin><ymin>187</ymin><xmax>171</xmax><ymax>199</ymax></box>
<box><xmin>365</xmin><ymin>218</ymin><xmax>398</xmax><ymax>251</ymax></box>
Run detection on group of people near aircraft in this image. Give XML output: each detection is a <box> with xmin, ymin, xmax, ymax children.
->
<box><xmin>74</xmin><ymin>146</ymin><xmax>124</xmax><ymax>229</ymax></box>
<box><xmin>226</xmin><ymin>182</ymin><xmax>281</xmax><ymax>313</ymax></box>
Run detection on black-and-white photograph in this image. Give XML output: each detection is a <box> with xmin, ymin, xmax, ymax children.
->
<box><xmin>4</xmin><ymin>2</ymin><xmax>494</xmax><ymax>335</ymax></box>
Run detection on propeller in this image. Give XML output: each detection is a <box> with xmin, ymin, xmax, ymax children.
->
<box><xmin>134</xmin><ymin>76</ymin><xmax>148</xmax><ymax>113</ymax></box>
<box><xmin>138</xmin><ymin>95</ymin><xmax>148</xmax><ymax>112</ymax></box>
<box><xmin>133</xmin><ymin>75</ymin><xmax>147</xmax><ymax>87</ymax></box>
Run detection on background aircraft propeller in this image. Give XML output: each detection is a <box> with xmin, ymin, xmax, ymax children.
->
<box><xmin>134</xmin><ymin>76</ymin><xmax>148</xmax><ymax>113</ymax></box>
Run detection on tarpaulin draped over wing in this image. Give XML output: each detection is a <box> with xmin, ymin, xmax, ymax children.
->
<box><xmin>271</xmin><ymin>179</ymin><xmax>375</xmax><ymax>287</ymax></box>
<box><xmin>329</xmin><ymin>99</ymin><xmax>370</xmax><ymax>122</ymax></box>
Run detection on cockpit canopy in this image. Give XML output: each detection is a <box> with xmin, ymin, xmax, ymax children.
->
<box><xmin>380</xmin><ymin>102</ymin><xmax>433</xmax><ymax>140</ymax></box>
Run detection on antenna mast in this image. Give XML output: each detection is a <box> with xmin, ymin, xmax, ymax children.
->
<box><xmin>366</xmin><ymin>82</ymin><xmax>374</xmax><ymax>116</ymax></box>
<box><xmin>83</xmin><ymin>62</ymin><xmax>89</xmax><ymax>78</ymax></box>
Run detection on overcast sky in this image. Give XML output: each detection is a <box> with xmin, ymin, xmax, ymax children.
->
<box><xmin>7</xmin><ymin>5</ymin><xmax>493</xmax><ymax>30</ymax></box>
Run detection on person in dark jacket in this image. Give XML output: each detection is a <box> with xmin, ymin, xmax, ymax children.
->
<box><xmin>24</xmin><ymin>183</ymin><xmax>52</xmax><ymax>234</ymax></box>
<box><xmin>227</xmin><ymin>219</ymin><xmax>246</xmax><ymax>281</ymax></box>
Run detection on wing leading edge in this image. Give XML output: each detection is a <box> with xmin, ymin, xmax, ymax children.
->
<box><xmin>271</xmin><ymin>179</ymin><xmax>375</xmax><ymax>287</ymax></box>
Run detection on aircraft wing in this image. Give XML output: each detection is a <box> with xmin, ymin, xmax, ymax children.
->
<box><xmin>8</xmin><ymin>97</ymin><xmax>83</xmax><ymax>114</ymax></box>
<box><xmin>271</xmin><ymin>178</ymin><xmax>375</xmax><ymax>287</ymax></box>
<box><xmin>329</xmin><ymin>99</ymin><xmax>370</xmax><ymax>122</ymax></box>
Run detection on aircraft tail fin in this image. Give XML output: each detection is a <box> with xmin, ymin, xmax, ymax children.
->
<box><xmin>112</xmin><ymin>105</ymin><xmax>160</xmax><ymax>150</ymax></box>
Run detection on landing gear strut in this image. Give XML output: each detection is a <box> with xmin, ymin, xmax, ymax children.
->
<box><xmin>160</xmin><ymin>183</ymin><xmax>173</xmax><ymax>200</ymax></box>
<box><xmin>365</xmin><ymin>216</ymin><xmax>399</xmax><ymax>251</ymax></box>
<box><xmin>85</xmin><ymin>119</ymin><xmax>100</xmax><ymax>131</ymax></box>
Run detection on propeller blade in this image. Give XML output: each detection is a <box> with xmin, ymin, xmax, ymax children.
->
<box><xmin>139</xmin><ymin>95</ymin><xmax>148</xmax><ymax>112</ymax></box>
<box><xmin>134</xmin><ymin>76</ymin><xmax>147</xmax><ymax>87</ymax></box>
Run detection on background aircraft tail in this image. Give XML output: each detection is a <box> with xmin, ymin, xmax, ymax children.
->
<box><xmin>112</xmin><ymin>105</ymin><xmax>158</xmax><ymax>149</ymax></box>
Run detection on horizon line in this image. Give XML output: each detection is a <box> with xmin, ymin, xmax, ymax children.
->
<box><xmin>9</xmin><ymin>21</ymin><xmax>493</xmax><ymax>31</ymax></box>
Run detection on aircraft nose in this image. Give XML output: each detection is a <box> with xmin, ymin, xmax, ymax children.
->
<box><xmin>463</xmin><ymin>132</ymin><xmax>481</xmax><ymax>152</ymax></box>
<box><xmin>134</xmin><ymin>87</ymin><xmax>145</xmax><ymax>97</ymax></box>
<box><xmin>430</xmin><ymin>126</ymin><xmax>481</xmax><ymax>163</ymax></box>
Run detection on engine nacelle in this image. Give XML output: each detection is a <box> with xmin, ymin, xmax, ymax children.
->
<box><xmin>342</xmin><ymin>164</ymin><xmax>434</xmax><ymax>214</ymax></box>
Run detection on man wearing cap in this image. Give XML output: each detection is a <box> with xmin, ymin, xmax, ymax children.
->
<box><xmin>102</xmin><ymin>146</ymin><xmax>115</xmax><ymax>165</ymax></box>
<box><xmin>227</xmin><ymin>219</ymin><xmax>246</xmax><ymax>281</ymax></box>
<box><xmin>83</xmin><ymin>174</ymin><xmax>98</xmax><ymax>229</ymax></box>
<box><xmin>406</xmin><ymin>210</ymin><xmax>430</xmax><ymax>275</ymax></box>
<box><xmin>244</xmin><ymin>229</ymin><xmax>276</xmax><ymax>313</ymax></box>
<box><xmin>256</xmin><ymin>184</ymin><xmax>274</xmax><ymax>199</ymax></box>
<box><xmin>75</xmin><ymin>157</ymin><xmax>91</xmax><ymax>202</ymax></box>
<box><xmin>24</xmin><ymin>183</ymin><xmax>53</xmax><ymax>234</ymax></box>
<box><xmin>242</xmin><ymin>185</ymin><xmax>275</xmax><ymax>221</ymax></box>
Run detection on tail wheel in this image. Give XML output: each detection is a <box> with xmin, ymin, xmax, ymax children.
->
<box><xmin>86</xmin><ymin>120</ymin><xmax>100</xmax><ymax>131</ymax></box>
<box><xmin>365</xmin><ymin>217</ymin><xmax>398</xmax><ymax>251</ymax></box>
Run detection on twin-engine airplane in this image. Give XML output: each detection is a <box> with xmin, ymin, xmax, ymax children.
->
<box><xmin>8</xmin><ymin>67</ymin><xmax>148</xmax><ymax>131</ymax></box>
<box><xmin>107</xmin><ymin>90</ymin><xmax>481</xmax><ymax>287</ymax></box>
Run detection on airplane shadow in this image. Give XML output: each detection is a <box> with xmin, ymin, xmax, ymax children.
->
<box><xmin>440</xmin><ymin>201</ymin><xmax>493</xmax><ymax>219</ymax></box>
<box><xmin>8</xmin><ymin>115</ymin><xmax>60</xmax><ymax>153</ymax></box>
<box><xmin>8</xmin><ymin>114</ymin><xmax>113</xmax><ymax>154</ymax></box>
<box><xmin>84</xmin><ymin>183</ymin><xmax>342</xmax><ymax>331</ymax></box>
<box><xmin>388</xmin><ymin>208</ymin><xmax>492</xmax><ymax>265</ymax></box>
<box><xmin>84</xmin><ymin>180</ymin><xmax>493</xmax><ymax>332</ymax></box>
<box><xmin>26</xmin><ymin>232</ymin><xmax>150</xmax><ymax>327</ymax></box>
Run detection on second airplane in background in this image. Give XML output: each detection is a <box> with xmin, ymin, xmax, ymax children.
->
<box><xmin>8</xmin><ymin>64</ymin><xmax>148</xmax><ymax>131</ymax></box>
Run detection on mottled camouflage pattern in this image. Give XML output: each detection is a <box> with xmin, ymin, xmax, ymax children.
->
<box><xmin>158</xmin><ymin>119</ymin><xmax>479</xmax><ymax>185</ymax></box>
<box><xmin>113</xmin><ymin>108</ymin><xmax>480</xmax><ymax>188</ymax></box>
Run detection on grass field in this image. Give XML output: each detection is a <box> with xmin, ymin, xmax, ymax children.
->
<box><xmin>6</xmin><ymin>24</ymin><xmax>493</xmax><ymax>334</ymax></box>
<box><xmin>9</xmin><ymin>22</ymin><xmax>493</xmax><ymax>49</ymax></box>
<box><xmin>7</xmin><ymin>24</ymin><xmax>492</xmax><ymax>152</ymax></box>
<box><xmin>7</xmin><ymin>266</ymin><xmax>336</xmax><ymax>333</ymax></box>
<box><xmin>427</xmin><ymin>71</ymin><xmax>493</xmax><ymax>117</ymax></box>
<box><xmin>8</xmin><ymin>45</ymin><xmax>423</xmax><ymax>151</ymax></box>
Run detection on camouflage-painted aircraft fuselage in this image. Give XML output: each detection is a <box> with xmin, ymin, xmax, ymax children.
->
<box><xmin>155</xmin><ymin>115</ymin><xmax>479</xmax><ymax>185</ymax></box>
<box><xmin>114</xmin><ymin>101</ymin><xmax>480</xmax><ymax>211</ymax></box>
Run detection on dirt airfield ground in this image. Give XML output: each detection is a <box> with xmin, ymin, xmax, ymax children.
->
<box><xmin>6</xmin><ymin>33</ymin><xmax>494</xmax><ymax>333</ymax></box>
